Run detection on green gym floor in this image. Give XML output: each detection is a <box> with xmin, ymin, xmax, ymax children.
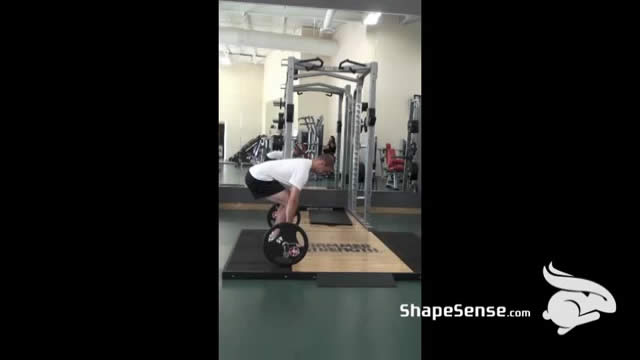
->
<box><xmin>219</xmin><ymin>209</ymin><xmax>422</xmax><ymax>360</ymax></box>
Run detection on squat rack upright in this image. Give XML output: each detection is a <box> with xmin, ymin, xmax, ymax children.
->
<box><xmin>281</xmin><ymin>56</ymin><xmax>378</xmax><ymax>228</ymax></box>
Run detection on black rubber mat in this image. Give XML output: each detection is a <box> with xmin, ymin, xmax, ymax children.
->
<box><xmin>316</xmin><ymin>273</ymin><xmax>396</xmax><ymax>287</ymax></box>
<box><xmin>222</xmin><ymin>230</ymin><xmax>295</xmax><ymax>278</ymax></box>
<box><xmin>308</xmin><ymin>208</ymin><xmax>352</xmax><ymax>225</ymax></box>
<box><xmin>372</xmin><ymin>231</ymin><xmax>421</xmax><ymax>273</ymax></box>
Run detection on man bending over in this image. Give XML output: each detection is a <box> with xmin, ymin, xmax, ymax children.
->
<box><xmin>245</xmin><ymin>154</ymin><xmax>335</xmax><ymax>237</ymax></box>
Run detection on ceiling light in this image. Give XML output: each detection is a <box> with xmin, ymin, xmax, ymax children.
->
<box><xmin>363</xmin><ymin>12</ymin><xmax>382</xmax><ymax>25</ymax></box>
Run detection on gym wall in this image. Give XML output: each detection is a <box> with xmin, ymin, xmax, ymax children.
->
<box><xmin>219</xmin><ymin>63</ymin><xmax>265</xmax><ymax>158</ymax></box>
<box><xmin>371</xmin><ymin>21</ymin><xmax>421</xmax><ymax>151</ymax></box>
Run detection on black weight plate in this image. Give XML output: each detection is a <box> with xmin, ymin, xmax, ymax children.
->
<box><xmin>266</xmin><ymin>204</ymin><xmax>278</xmax><ymax>227</ymax></box>
<box><xmin>263</xmin><ymin>223</ymin><xmax>309</xmax><ymax>266</ymax></box>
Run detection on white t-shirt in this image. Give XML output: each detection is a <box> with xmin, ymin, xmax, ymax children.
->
<box><xmin>249</xmin><ymin>159</ymin><xmax>312</xmax><ymax>190</ymax></box>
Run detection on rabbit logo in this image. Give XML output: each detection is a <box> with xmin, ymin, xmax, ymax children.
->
<box><xmin>542</xmin><ymin>262</ymin><xmax>616</xmax><ymax>335</ymax></box>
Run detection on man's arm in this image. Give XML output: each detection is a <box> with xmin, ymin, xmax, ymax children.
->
<box><xmin>286</xmin><ymin>187</ymin><xmax>300</xmax><ymax>223</ymax></box>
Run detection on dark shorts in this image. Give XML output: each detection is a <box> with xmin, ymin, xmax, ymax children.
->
<box><xmin>245</xmin><ymin>171</ymin><xmax>286</xmax><ymax>199</ymax></box>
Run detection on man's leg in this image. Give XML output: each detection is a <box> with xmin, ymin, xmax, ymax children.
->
<box><xmin>266</xmin><ymin>190</ymin><xmax>289</xmax><ymax>224</ymax></box>
<box><xmin>265</xmin><ymin>189</ymin><xmax>289</xmax><ymax>240</ymax></box>
<box><xmin>275</xmin><ymin>203</ymin><xmax>287</xmax><ymax>224</ymax></box>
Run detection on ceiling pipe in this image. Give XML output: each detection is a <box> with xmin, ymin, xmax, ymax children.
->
<box><xmin>219</xmin><ymin>27</ymin><xmax>338</xmax><ymax>56</ymax></box>
<box><xmin>320</xmin><ymin>9</ymin><xmax>336</xmax><ymax>33</ymax></box>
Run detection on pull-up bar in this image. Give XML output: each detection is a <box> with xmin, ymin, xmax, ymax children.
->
<box><xmin>295</xmin><ymin>72</ymin><xmax>361</xmax><ymax>83</ymax></box>
<box><xmin>294</xmin><ymin>82</ymin><xmax>344</xmax><ymax>92</ymax></box>
<box><xmin>294</xmin><ymin>87</ymin><xmax>344</xmax><ymax>96</ymax></box>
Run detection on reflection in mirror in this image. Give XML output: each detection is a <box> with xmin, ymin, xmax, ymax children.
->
<box><xmin>219</xmin><ymin>94</ymin><xmax>336</xmax><ymax>189</ymax></box>
<box><xmin>372</xmin><ymin>95</ymin><xmax>421</xmax><ymax>193</ymax></box>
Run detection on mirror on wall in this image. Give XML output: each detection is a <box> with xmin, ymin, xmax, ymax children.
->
<box><xmin>218</xmin><ymin>96</ymin><xmax>422</xmax><ymax>195</ymax></box>
<box><xmin>371</xmin><ymin>94</ymin><xmax>422</xmax><ymax>193</ymax></box>
<box><xmin>218</xmin><ymin>92</ymin><xmax>422</xmax><ymax>194</ymax></box>
<box><xmin>218</xmin><ymin>96</ymin><xmax>337</xmax><ymax>189</ymax></box>
<box><xmin>218</xmin><ymin>98</ymin><xmax>284</xmax><ymax>187</ymax></box>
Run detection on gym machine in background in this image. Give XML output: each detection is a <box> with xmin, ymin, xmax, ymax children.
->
<box><xmin>226</xmin><ymin>134</ymin><xmax>269</xmax><ymax>167</ymax></box>
<box><xmin>280</xmin><ymin>56</ymin><xmax>378</xmax><ymax>228</ymax></box>
<box><xmin>402</xmin><ymin>95</ymin><xmax>421</xmax><ymax>192</ymax></box>
<box><xmin>297</xmin><ymin>115</ymin><xmax>324</xmax><ymax>159</ymax></box>
<box><xmin>226</xmin><ymin>112</ymin><xmax>286</xmax><ymax>167</ymax></box>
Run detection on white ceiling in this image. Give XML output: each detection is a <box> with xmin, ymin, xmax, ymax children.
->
<box><xmin>219</xmin><ymin>1</ymin><xmax>418</xmax><ymax>64</ymax></box>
